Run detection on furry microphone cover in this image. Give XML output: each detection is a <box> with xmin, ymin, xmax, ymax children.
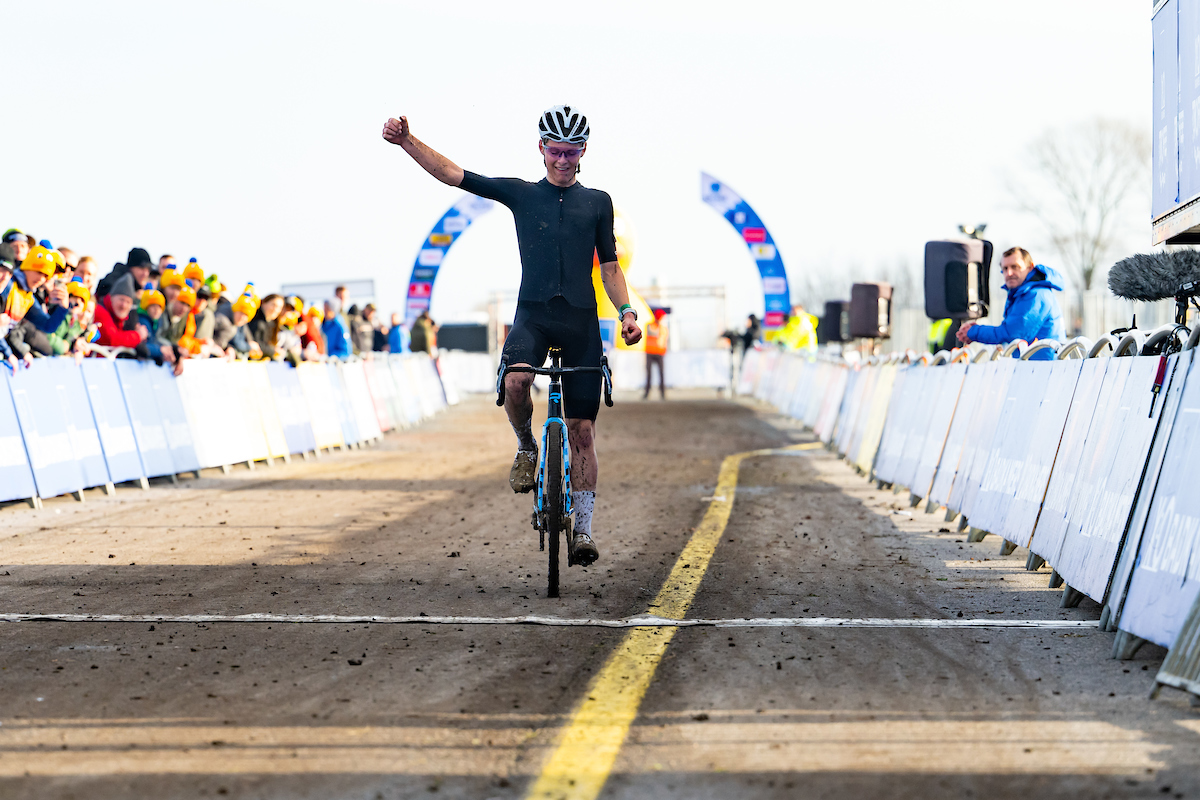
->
<box><xmin>1108</xmin><ymin>250</ymin><xmax>1200</xmax><ymax>301</ymax></box>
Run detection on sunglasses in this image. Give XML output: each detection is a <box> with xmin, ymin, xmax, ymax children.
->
<box><xmin>544</xmin><ymin>146</ymin><xmax>583</xmax><ymax>160</ymax></box>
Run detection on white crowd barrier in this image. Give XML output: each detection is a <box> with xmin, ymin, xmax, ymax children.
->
<box><xmin>741</xmin><ymin>335</ymin><xmax>1200</xmax><ymax>689</ymax></box>
<box><xmin>0</xmin><ymin>353</ymin><xmax>452</xmax><ymax>508</ymax></box>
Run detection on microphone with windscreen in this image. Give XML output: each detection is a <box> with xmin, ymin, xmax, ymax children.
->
<box><xmin>1108</xmin><ymin>251</ymin><xmax>1200</xmax><ymax>325</ymax></box>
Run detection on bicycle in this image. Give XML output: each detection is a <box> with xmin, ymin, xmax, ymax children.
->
<box><xmin>496</xmin><ymin>348</ymin><xmax>613</xmax><ymax>598</ymax></box>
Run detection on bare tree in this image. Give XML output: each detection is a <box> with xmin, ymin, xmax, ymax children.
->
<box><xmin>1008</xmin><ymin>118</ymin><xmax>1150</xmax><ymax>292</ymax></box>
<box><xmin>876</xmin><ymin>257</ymin><xmax>919</xmax><ymax>309</ymax></box>
<box><xmin>791</xmin><ymin>257</ymin><xmax>918</xmax><ymax>313</ymax></box>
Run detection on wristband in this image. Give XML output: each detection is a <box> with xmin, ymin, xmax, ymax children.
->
<box><xmin>618</xmin><ymin>304</ymin><xmax>636</xmax><ymax>321</ymax></box>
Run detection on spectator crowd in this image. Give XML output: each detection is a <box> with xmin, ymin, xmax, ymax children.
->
<box><xmin>0</xmin><ymin>229</ymin><xmax>438</xmax><ymax>374</ymax></box>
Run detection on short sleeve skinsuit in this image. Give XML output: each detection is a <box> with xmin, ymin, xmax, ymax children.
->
<box><xmin>458</xmin><ymin>171</ymin><xmax>619</xmax><ymax>420</ymax></box>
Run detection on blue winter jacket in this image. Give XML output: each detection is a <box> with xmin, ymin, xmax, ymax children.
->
<box><xmin>0</xmin><ymin>269</ymin><xmax>69</xmax><ymax>333</ymax></box>
<box><xmin>138</xmin><ymin>312</ymin><xmax>166</xmax><ymax>362</ymax></box>
<box><xmin>322</xmin><ymin>316</ymin><xmax>352</xmax><ymax>359</ymax></box>
<box><xmin>969</xmin><ymin>264</ymin><xmax>1065</xmax><ymax>361</ymax></box>
<box><xmin>388</xmin><ymin>325</ymin><xmax>410</xmax><ymax>354</ymax></box>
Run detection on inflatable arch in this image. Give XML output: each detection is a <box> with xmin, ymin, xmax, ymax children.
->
<box><xmin>700</xmin><ymin>172</ymin><xmax>791</xmax><ymax>333</ymax></box>
<box><xmin>403</xmin><ymin>194</ymin><xmax>494</xmax><ymax>325</ymax></box>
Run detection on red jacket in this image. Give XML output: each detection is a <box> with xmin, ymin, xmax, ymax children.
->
<box><xmin>94</xmin><ymin>295</ymin><xmax>142</xmax><ymax>348</ymax></box>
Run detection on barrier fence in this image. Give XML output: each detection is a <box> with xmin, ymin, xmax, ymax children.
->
<box><xmin>0</xmin><ymin>353</ymin><xmax>453</xmax><ymax>509</ymax></box>
<box><xmin>741</xmin><ymin>332</ymin><xmax>1200</xmax><ymax>704</ymax></box>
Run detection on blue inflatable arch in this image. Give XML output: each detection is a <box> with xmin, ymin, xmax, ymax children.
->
<box><xmin>404</xmin><ymin>195</ymin><xmax>494</xmax><ymax>325</ymax></box>
<box><xmin>700</xmin><ymin>172</ymin><xmax>791</xmax><ymax>332</ymax></box>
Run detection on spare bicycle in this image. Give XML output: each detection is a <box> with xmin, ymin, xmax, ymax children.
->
<box><xmin>496</xmin><ymin>349</ymin><xmax>613</xmax><ymax>598</ymax></box>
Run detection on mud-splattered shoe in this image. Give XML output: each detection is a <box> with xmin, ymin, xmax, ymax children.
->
<box><xmin>569</xmin><ymin>531</ymin><xmax>599</xmax><ymax>567</ymax></box>
<box><xmin>509</xmin><ymin>450</ymin><xmax>538</xmax><ymax>494</ymax></box>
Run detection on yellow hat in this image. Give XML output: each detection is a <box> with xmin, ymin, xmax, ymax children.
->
<box><xmin>50</xmin><ymin>249</ymin><xmax>67</xmax><ymax>272</ymax></box>
<box><xmin>183</xmin><ymin>258</ymin><xmax>204</xmax><ymax>283</ymax></box>
<box><xmin>67</xmin><ymin>277</ymin><xmax>91</xmax><ymax>304</ymax></box>
<box><xmin>175</xmin><ymin>284</ymin><xmax>197</xmax><ymax>309</ymax></box>
<box><xmin>21</xmin><ymin>245</ymin><xmax>57</xmax><ymax>276</ymax></box>
<box><xmin>307</xmin><ymin>304</ymin><xmax>324</xmax><ymax>322</ymax></box>
<box><xmin>232</xmin><ymin>293</ymin><xmax>259</xmax><ymax>318</ymax></box>
<box><xmin>160</xmin><ymin>268</ymin><xmax>185</xmax><ymax>288</ymax></box>
<box><xmin>139</xmin><ymin>288</ymin><xmax>165</xmax><ymax>310</ymax></box>
<box><xmin>279</xmin><ymin>310</ymin><xmax>300</xmax><ymax>329</ymax></box>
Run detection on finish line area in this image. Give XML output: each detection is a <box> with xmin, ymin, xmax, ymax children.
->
<box><xmin>0</xmin><ymin>395</ymin><xmax>1195</xmax><ymax>800</ymax></box>
<box><xmin>0</xmin><ymin>613</ymin><xmax>1100</xmax><ymax>629</ymax></box>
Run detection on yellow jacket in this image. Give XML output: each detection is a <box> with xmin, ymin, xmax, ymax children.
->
<box><xmin>778</xmin><ymin>313</ymin><xmax>818</xmax><ymax>352</ymax></box>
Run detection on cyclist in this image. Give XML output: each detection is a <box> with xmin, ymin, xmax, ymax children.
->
<box><xmin>382</xmin><ymin>105</ymin><xmax>642</xmax><ymax>567</ymax></box>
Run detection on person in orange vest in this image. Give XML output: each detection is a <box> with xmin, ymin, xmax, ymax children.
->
<box><xmin>643</xmin><ymin>306</ymin><xmax>669</xmax><ymax>400</ymax></box>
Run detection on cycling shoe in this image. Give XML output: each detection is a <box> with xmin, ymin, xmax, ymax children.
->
<box><xmin>509</xmin><ymin>450</ymin><xmax>538</xmax><ymax>494</ymax></box>
<box><xmin>569</xmin><ymin>531</ymin><xmax>599</xmax><ymax>567</ymax></box>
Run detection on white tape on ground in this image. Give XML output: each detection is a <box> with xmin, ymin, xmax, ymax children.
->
<box><xmin>0</xmin><ymin>613</ymin><xmax>1099</xmax><ymax>629</ymax></box>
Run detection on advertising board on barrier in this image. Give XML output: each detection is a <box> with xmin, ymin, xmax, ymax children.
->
<box><xmin>893</xmin><ymin>367</ymin><xmax>946</xmax><ymax>493</ymax></box>
<box><xmin>146</xmin><ymin>361</ymin><xmax>200</xmax><ymax>475</ymax></box>
<box><xmin>1048</xmin><ymin>356</ymin><xmax>1174</xmax><ymax>603</ymax></box>
<box><xmin>0</xmin><ymin>353</ymin><xmax>452</xmax><ymax>506</ymax></box>
<box><xmin>50</xmin><ymin>357</ymin><xmax>111</xmax><ymax>492</ymax></box>
<box><xmin>295</xmin><ymin>362</ymin><xmax>345</xmax><ymax>451</ymax></box>
<box><xmin>80</xmin><ymin>359</ymin><xmax>143</xmax><ymax>485</ymax></box>
<box><xmin>855</xmin><ymin>365</ymin><xmax>897</xmax><ymax>473</ymax></box>
<box><xmin>326</xmin><ymin>363</ymin><xmax>362</xmax><ymax>446</ymax></box>
<box><xmin>0</xmin><ymin>369</ymin><xmax>38</xmax><ymax>503</ymax></box>
<box><xmin>928</xmin><ymin>364</ymin><xmax>986</xmax><ymax>508</ymax></box>
<box><xmin>872</xmin><ymin>367</ymin><xmax>915</xmax><ymax>486</ymax></box>
<box><xmin>968</xmin><ymin>361</ymin><xmax>1063</xmax><ymax>538</ymax></box>
<box><xmin>266</xmin><ymin>362</ymin><xmax>318</xmax><ymax>455</ymax></box>
<box><xmin>9</xmin><ymin>359</ymin><xmax>88</xmax><ymax>499</ymax></box>
<box><xmin>115</xmin><ymin>359</ymin><xmax>176</xmax><ymax>479</ymax></box>
<box><xmin>244</xmin><ymin>362</ymin><xmax>290</xmax><ymax>462</ymax></box>
<box><xmin>993</xmin><ymin>359</ymin><xmax>1083</xmax><ymax>548</ymax></box>
<box><xmin>912</xmin><ymin>362</ymin><xmax>967</xmax><ymax>502</ymax></box>
<box><xmin>1117</xmin><ymin>352</ymin><xmax>1200</xmax><ymax>648</ymax></box>
<box><xmin>947</xmin><ymin>360</ymin><xmax>1015</xmax><ymax>516</ymax></box>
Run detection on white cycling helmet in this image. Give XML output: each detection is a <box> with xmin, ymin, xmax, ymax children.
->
<box><xmin>538</xmin><ymin>104</ymin><xmax>589</xmax><ymax>144</ymax></box>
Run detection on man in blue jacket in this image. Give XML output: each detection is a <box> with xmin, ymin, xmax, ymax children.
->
<box><xmin>957</xmin><ymin>246</ymin><xmax>1064</xmax><ymax>360</ymax></box>
<box><xmin>322</xmin><ymin>298</ymin><xmax>352</xmax><ymax>359</ymax></box>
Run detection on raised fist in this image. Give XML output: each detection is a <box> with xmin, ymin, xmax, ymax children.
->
<box><xmin>382</xmin><ymin>116</ymin><xmax>410</xmax><ymax>145</ymax></box>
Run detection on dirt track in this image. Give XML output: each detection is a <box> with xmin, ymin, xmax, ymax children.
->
<box><xmin>1</xmin><ymin>392</ymin><xmax>1198</xmax><ymax>799</ymax></box>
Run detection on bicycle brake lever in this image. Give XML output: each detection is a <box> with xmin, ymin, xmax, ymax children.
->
<box><xmin>496</xmin><ymin>356</ymin><xmax>508</xmax><ymax>407</ymax></box>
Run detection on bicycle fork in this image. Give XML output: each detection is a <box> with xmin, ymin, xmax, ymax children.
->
<box><xmin>534</xmin><ymin>389</ymin><xmax>574</xmax><ymax>550</ymax></box>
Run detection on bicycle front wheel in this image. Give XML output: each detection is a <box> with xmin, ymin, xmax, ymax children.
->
<box><xmin>545</xmin><ymin>423</ymin><xmax>564</xmax><ymax>599</ymax></box>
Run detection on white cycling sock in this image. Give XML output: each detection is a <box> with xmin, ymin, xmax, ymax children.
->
<box><xmin>572</xmin><ymin>491</ymin><xmax>595</xmax><ymax>535</ymax></box>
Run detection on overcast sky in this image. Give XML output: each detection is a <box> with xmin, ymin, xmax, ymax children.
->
<box><xmin>3</xmin><ymin>1</ymin><xmax>1150</xmax><ymax>325</ymax></box>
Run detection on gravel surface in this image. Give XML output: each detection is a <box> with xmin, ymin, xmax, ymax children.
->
<box><xmin>0</xmin><ymin>392</ymin><xmax>1196</xmax><ymax>799</ymax></box>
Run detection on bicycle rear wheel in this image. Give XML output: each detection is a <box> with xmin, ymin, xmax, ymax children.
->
<box><xmin>545</xmin><ymin>423</ymin><xmax>564</xmax><ymax>598</ymax></box>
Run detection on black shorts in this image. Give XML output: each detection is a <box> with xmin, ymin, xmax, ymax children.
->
<box><xmin>504</xmin><ymin>297</ymin><xmax>603</xmax><ymax>421</ymax></box>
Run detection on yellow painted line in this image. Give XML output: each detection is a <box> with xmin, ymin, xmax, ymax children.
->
<box><xmin>524</xmin><ymin>442</ymin><xmax>814</xmax><ymax>799</ymax></box>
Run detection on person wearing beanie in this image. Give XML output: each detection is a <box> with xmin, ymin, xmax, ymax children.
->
<box><xmin>1</xmin><ymin>243</ymin><xmax>71</xmax><ymax>358</ymax></box>
<box><xmin>214</xmin><ymin>291</ymin><xmax>259</xmax><ymax>357</ymax></box>
<box><xmin>192</xmin><ymin>283</ymin><xmax>218</xmax><ymax>353</ymax></box>
<box><xmin>137</xmin><ymin>284</ymin><xmax>175</xmax><ymax>367</ymax></box>
<box><xmin>182</xmin><ymin>257</ymin><xmax>204</xmax><ymax>285</ymax></box>
<box><xmin>165</xmin><ymin>282</ymin><xmax>201</xmax><ymax>356</ymax></box>
<box><xmin>301</xmin><ymin>304</ymin><xmax>326</xmax><ymax>356</ymax></box>
<box><xmin>0</xmin><ymin>249</ymin><xmax>22</xmax><ymax>368</ymax></box>
<box><xmin>95</xmin><ymin>247</ymin><xmax>155</xmax><ymax>299</ymax></box>
<box><xmin>46</xmin><ymin>277</ymin><xmax>92</xmax><ymax>357</ymax></box>
<box><xmin>158</xmin><ymin>267</ymin><xmax>185</xmax><ymax>305</ymax></box>
<box><xmin>94</xmin><ymin>272</ymin><xmax>149</xmax><ymax>350</ymax></box>
<box><xmin>2</xmin><ymin>229</ymin><xmax>31</xmax><ymax>268</ymax></box>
